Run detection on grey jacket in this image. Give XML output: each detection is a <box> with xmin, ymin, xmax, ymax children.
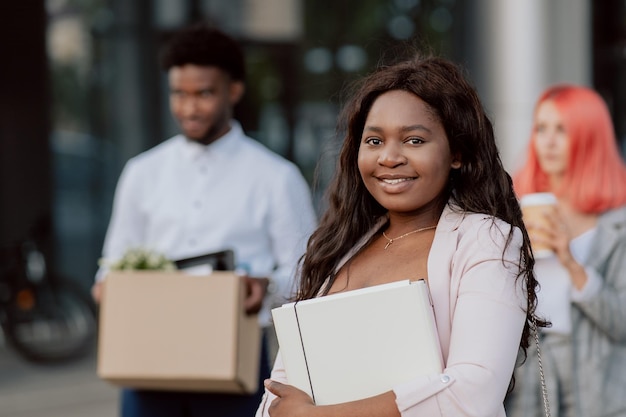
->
<box><xmin>505</xmin><ymin>206</ymin><xmax>626</xmax><ymax>417</ymax></box>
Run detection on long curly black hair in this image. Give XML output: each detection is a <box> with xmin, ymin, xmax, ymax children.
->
<box><xmin>297</xmin><ymin>54</ymin><xmax>547</xmax><ymax>370</ymax></box>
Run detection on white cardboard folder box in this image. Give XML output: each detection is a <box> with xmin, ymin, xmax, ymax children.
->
<box><xmin>97</xmin><ymin>271</ymin><xmax>260</xmax><ymax>394</ymax></box>
<box><xmin>272</xmin><ymin>279</ymin><xmax>443</xmax><ymax>405</ymax></box>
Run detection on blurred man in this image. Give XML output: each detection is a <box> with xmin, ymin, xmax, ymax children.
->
<box><xmin>93</xmin><ymin>23</ymin><xmax>317</xmax><ymax>417</ymax></box>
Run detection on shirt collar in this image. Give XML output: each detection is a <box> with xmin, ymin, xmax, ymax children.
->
<box><xmin>179</xmin><ymin>120</ymin><xmax>243</xmax><ymax>161</ymax></box>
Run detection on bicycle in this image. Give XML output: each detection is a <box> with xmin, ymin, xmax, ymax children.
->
<box><xmin>0</xmin><ymin>240</ymin><xmax>97</xmax><ymax>363</ymax></box>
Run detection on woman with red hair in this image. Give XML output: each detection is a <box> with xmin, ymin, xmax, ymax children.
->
<box><xmin>506</xmin><ymin>85</ymin><xmax>626</xmax><ymax>417</ymax></box>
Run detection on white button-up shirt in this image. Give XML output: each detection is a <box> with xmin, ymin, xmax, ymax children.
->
<box><xmin>96</xmin><ymin>121</ymin><xmax>317</xmax><ymax>326</ymax></box>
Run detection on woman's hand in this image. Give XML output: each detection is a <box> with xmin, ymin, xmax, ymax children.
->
<box><xmin>264</xmin><ymin>379</ymin><xmax>316</xmax><ymax>417</ymax></box>
<box><xmin>525</xmin><ymin>206</ymin><xmax>573</xmax><ymax>263</ymax></box>
<box><xmin>532</xmin><ymin>207</ymin><xmax>588</xmax><ymax>289</ymax></box>
<box><xmin>541</xmin><ymin>208</ymin><xmax>574</xmax><ymax>264</ymax></box>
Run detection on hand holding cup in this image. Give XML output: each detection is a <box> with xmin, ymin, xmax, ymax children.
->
<box><xmin>520</xmin><ymin>193</ymin><xmax>558</xmax><ymax>259</ymax></box>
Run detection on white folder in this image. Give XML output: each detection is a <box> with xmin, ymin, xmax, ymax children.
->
<box><xmin>271</xmin><ymin>279</ymin><xmax>443</xmax><ymax>405</ymax></box>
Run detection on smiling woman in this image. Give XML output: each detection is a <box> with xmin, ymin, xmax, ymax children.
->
<box><xmin>256</xmin><ymin>54</ymin><xmax>547</xmax><ymax>417</ymax></box>
<box><xmin>357</xmin><ymin>90</ymin><xmax>460</xmax><ymax>221</ymax></box>
<box><xmin>507</xmin><ymin>85</ymin><xmax>626</xmax><ymax>417</ymax></box>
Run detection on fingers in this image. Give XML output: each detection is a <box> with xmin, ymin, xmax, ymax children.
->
<box><xmin>526</xmin><ymin>208</ymin><xmax>568</xmax><ymax>239</ymax></box>
<box><xmin>542</xmin><ymin>207</ymin><xmax>569</xmax><ymax>234</ymax></box>
<box><xmin>264</xmin><ymin>380</ymin><xmax>316</xmax><ymax>416</ymax></box>
<box><xmin>243</xmin><ymin>277</ymin><xmax>266</xmax><ymax>315</ymax></box>
<box><xmin>527</xmin><ymin>207</ymin><xmax>576</xmax><ymax>265</ymax></box>
<box><xmin>91</xmin><ymin>282</ymin><xmax>102</xmax><ymax>304</ymax></box>
<box><xmin>264</xmin><ymin>379</ymin><xmax>283</xmax><ymax>396</ymax></box>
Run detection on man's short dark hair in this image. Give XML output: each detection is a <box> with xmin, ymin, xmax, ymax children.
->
<box><xmin>160</xmin><ymin>23</ymin><xmax>246</xmax><ymax>82</ymax></box>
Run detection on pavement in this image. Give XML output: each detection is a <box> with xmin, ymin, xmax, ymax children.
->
<box><xmin>0</xmin><ymin>324</ymin><xmax>280</xmax><ymax>417</ymax></box>
<box><xmin>0</xmin><ymin>332</ymin><xmax>119</xmax><ymax>417</ymax></box>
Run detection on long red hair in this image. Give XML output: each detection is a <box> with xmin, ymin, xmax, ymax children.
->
<box><xmin>514</xmin><ymin>84</ymin><xmax>626</xmax><ymax>213</ymax></box>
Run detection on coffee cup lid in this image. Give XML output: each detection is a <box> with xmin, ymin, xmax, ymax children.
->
<box><xmin>520</xmin><ymin>192</ymin><xmax>557</xmax><ymax>206</ymax></box>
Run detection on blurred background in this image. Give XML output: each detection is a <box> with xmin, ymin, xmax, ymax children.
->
<box><xmin>1</xmin><ymin>0</ymin><xmax>625</xmax><ymax>309</ymax></box>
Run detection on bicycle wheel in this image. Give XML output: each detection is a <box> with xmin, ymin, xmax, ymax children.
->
<box><xmin>4</xmin><ymin>281</ymin><xmax>97</xmax><ymax>363</ymax></box>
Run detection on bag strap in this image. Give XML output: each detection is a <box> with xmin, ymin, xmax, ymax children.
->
<box><xmin>532</xmin><ymin>318</ymin><xmax>551</xmax><ymax>417</ymax></box>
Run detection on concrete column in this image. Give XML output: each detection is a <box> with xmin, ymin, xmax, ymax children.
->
<box><xmin>464</xmin><ymin>0</ymin><xmax>591</xmax><ymax>173</ymax></box>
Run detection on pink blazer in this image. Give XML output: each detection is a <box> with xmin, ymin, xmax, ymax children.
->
<box><xmin>257</xmin><ymin>204</ymin><xmax>527</xmax><ymax>417</ymax></box>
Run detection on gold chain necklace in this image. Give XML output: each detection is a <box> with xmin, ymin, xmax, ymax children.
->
<box><xmin>382</xmin><ymin>225</ymin><xmax>437</xmax><ymax>250</ymax></box>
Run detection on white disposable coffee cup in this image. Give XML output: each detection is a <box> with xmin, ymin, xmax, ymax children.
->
<box><xmin>520</xmin><ymin>192</ymin><xmax>558</xmax><ymax>259</ymax></box>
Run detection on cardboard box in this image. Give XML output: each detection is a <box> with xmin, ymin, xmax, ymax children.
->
<box><xmin>97</xmin><ymin>271</ymin><xmax>260</xmax><ymax>394</ymax></box>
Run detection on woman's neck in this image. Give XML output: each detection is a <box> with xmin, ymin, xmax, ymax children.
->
<box><xmin>548</xmin><ymin>173</ymin><xmax>564</xmax><ymax>191</ymax></box>
<box><xmin>385</xmin><ymin>209</ymin><xmax>441</xmax><ymax>236</ymax></box>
